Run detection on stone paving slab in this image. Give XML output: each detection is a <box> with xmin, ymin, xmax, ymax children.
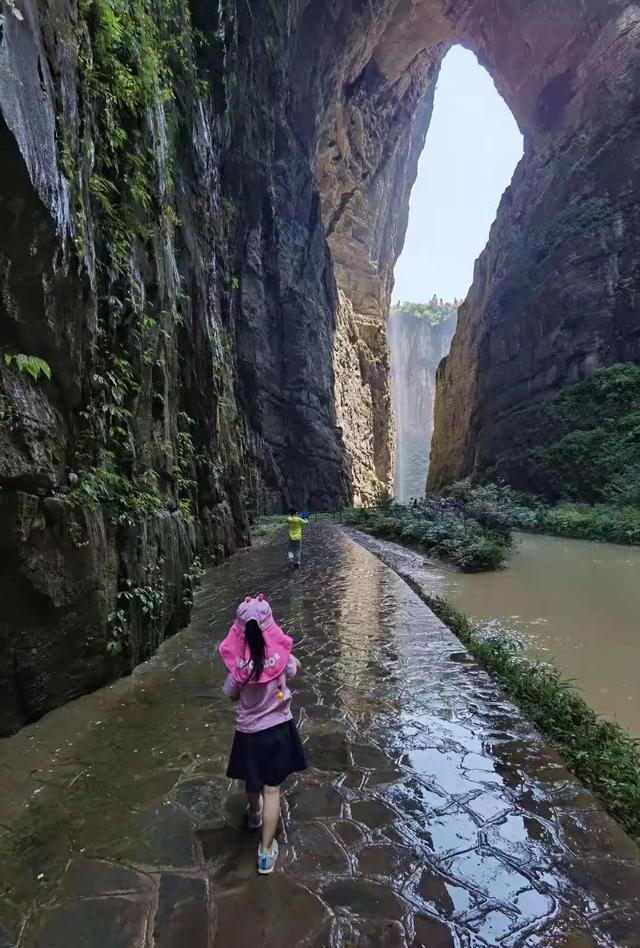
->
<box><xmin>0</xmin><ymin>525</ymin><xmax>639</xmax><ymax>947</ymax></box>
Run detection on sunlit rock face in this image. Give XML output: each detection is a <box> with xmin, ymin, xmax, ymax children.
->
<box><xmin>1</xmin><ymin>0</ymin><xmax>639</xmax><ymax>730</ymax></box>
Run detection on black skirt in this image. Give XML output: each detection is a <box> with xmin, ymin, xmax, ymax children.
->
<box><xmin>226</xmin><ymin>719</ymin><xmax>307</xmax><ymax>793</ymax></box>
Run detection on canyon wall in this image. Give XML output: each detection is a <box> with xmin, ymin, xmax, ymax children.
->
<box><xmin>0</xmin><ymin>0</ymin><xmax>250</xmax><ymax>734</ymax></box>
<box><xmin>307</xmin><ymin>0</ymin><xmax>640</xmax><ymax>498</ymax></box>
<box><xmin>2</xmin><ymin>0</ymin><xmax>640</xmax><ymax>731</ymax></box>
<box><xmin>428</xmin><ymin>2</ymin><xmax>640</xmax><ymax>489</ymax></box>
<box><xmin>0</xmin><ymin>0</ymin><xmax>437</xmax><ymax>732</ymax></box>
<box><xmin>0</xmin><ymin>0</ymin><xmax>357</xmax><ymax>734</ymax></box>
<box><xmin>389</xmin><ymin>305</ymin><xmax>457</xmax><ymax>501</ymax></box>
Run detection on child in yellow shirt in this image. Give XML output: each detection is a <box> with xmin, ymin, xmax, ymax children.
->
<box><xmin>286</xmin><ymin>508</ymin><xmax>308</xmax><ymax>570</ymax></box>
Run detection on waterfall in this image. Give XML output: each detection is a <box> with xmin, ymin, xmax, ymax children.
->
<box><xmin>389</xmin><ymin>303</ymin><xmax>457</xmax><ymax>501</ymax></box>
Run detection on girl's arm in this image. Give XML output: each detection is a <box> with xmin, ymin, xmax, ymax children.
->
<box><xmin>223</xmin><ymin>672</ymin><xmax>240</xmax><ymax>701</ymax></box>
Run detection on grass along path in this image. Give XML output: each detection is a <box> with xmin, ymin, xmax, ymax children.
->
<box><xmin>425</xmin><ymin>595</ymin><xmax>640</xmax><ymax>840</ymax></box>
<box><xmin>350</xmin><ymin>528</ymin><xmax>640</xmax><ymax>841</ymax></box>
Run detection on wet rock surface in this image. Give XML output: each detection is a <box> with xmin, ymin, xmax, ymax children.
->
<box><xmin>1</xmin><ymin>0</ymin><xmax>355</xmax><ymax>737</ymax></box>
<box><xmin>1</xmin><ymin>525</ymin><xmax>639</xmax><ymax>947</ymax></box>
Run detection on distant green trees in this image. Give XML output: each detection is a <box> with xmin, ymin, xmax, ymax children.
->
<box><xmin>391</xmin><ymin>296</ymin><xmax>460</xmax><ymax>325</ymax></box>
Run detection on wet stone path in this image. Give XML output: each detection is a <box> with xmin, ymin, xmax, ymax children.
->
<box><xmin>1</xmin><ymin>526</ymin><xmax>639</xmax><ymax>947</ymax></box>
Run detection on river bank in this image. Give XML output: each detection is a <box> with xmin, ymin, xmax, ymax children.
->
<box><xmin>347</xmin><ymin>528</ymin><xmax>640</xmax><ymax>842</ymax></box>
<box><xmin>345</xmin><ymin>487</ymin><xmax>640</xmax><ymax>568</ymax></box>
<box><xmin>344</xmin><ymin>502</ymin><xmax>512</xmax><ymax>571</ymax></box>
<box><xmin>443</xmin><ymin>478</ymin><xmax>640</xmax><ymax>547</ymax></box>
<box><xmin>514</xmin><ymin>501</ymin><xmax>640</xmax><ymax>545</ymax></box>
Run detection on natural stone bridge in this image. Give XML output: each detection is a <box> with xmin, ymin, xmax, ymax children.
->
<box><xmin>1</xmin><ymin>526</ymin><xmax>638</xmax><ymax>946</ymax></box>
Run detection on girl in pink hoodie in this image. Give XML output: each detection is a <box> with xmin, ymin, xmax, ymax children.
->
<box><xmin>219</xmin><ymin>594</ymin><xmax>307</xmax><ymax>874</ymax></box>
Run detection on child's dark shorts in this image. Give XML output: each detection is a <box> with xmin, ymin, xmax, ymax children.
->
<box><xmin>226</xmin><ymin>719</ymin><xmax>307</xmax><ymax>793</ymax></box>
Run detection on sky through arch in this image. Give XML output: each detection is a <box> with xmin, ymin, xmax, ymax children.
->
<box><xmin>392</xmin><ymin>45</ymin><xmax>524</xmax><ymax>304</ymax></box>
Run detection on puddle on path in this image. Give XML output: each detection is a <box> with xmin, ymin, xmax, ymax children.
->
<box><xmin>1</xmin><ymin>525</ymin><xmax>639</xmax><ymax>947</ymax></box>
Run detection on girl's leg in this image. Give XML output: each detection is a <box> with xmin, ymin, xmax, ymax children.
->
<box><xmin>246</xmin><ymin>785</ymin><xmax>263</xmax><ymax>829</ymax></box>
<box><xmin>247</xmin><ymin>789</ymin><xmax>261</xmax><ymax>812</ymax></box>
<box><xmin>260</xmin><ymin>784</ymin><xmax>280</xmax><ymax>851</ymax></box>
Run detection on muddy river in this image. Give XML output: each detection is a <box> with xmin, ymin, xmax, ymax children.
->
<box><xmin>436</xmin><ymin>532</ymin><xmax>640</xmax><ymax>737</ymax></box>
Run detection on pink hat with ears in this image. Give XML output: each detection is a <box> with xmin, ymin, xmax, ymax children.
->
<box><xmin>219</xmin><ymin>593</ymin><xmax>292</xmax><ymax>685</ymax></box>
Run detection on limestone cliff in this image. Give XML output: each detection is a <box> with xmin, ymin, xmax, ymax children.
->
<box><xmin>0</xmin><ymin>0</ymin><xmax>250</xmax><ymax>734</ymax></box>
<box><xmin>299</xmin><ymin>0</ymin><xmax>640</xmax><ymax>498</ymax></box>
<box><xmin>389</xmin><ymin>304</ymin><xmax>456</xmax><ymax>501</ymax></box>
<box><xmin>0</xmin><ymin>0</ymin><xmax>355</xmax><ymax>734</ymax></box>
<box><xmin>428</xmin><ymin>3</ymin><xmax>640</xmax><ymax>489</ymax></box>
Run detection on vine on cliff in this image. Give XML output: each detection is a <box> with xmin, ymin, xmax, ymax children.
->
<box><xmin>69</xmin><ymin>0</ymin><xmax>208</xmax><ymax>520</ymax></box>
<box><xmin>78</xmin><ymin>0</ymin><xmax>200</xmax><ymax>267</ymax></box>
<box><xmin>107</xmin><ymin>565</ymin><xmax>166</xmax><ymax>656</ymax></box>
<box><xmin>3</xmin><ymin>353</ymin><xmax>52</xmax><ymax>383</ymax></box>
<box><xmin>59</xmin><ymin>453</ymin><xmax>164</xmax><ymax>527</ymax></box>
<box><xmin>488</xmin><ymin>364</ymin><xmax>640</xmax><ymax>504</ymax></box>
<box><xmin>55</xmin><ymin>0</ymin><xmax>217</xmax><ymax>659</ymax></box>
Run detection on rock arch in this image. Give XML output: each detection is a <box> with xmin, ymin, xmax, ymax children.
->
<box><xmin>308</xmin><ymin>0</ymin><xmax>640</xmax><ymax>497</ymax></box>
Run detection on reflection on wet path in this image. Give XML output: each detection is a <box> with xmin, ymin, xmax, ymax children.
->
<box><xmin>1</xmin><ymin>526</ymin><xmax>639</xmax><ymax>946</ymax></box>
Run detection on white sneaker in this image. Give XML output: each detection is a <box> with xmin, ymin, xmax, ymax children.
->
<box><xmin>247</xmin><ymin>797</ymin><xmax>263</xmax><ymax>830</ymax></box>
<box><xmin>257</xmin><ymin>839</ymin><xmax>279</xmax><ymax>875</ymax></box>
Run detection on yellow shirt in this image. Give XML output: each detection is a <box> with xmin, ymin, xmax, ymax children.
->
<box><xmin>287</xmin><ymin>516</ymin><xmax>307</xmax><ymax>541</ymax></box>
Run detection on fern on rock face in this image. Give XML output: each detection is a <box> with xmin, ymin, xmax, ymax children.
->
<box><xmin>78</xmin><ymin>0</ymin><xmax>194</xmax><ymax>266</ymax></box>
<box><xmin>63</xmin><ymin>0</ymin><xmax>208</xmax><ymax>525</ymax></box>
<box><xmin>3</xmin><ymin>353</ymin><xmax>52</xmax><ymax>382</ymax></box>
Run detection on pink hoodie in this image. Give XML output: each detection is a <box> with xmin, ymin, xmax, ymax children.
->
<box><xmin>219</xmin><ymin>595</ymin><xmax>298</xmax><ymax>733</ymax></box>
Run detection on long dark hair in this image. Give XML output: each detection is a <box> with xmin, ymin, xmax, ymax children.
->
<box><xmin>244</xmin><ymin>619</ymin><xmax>265</xmax><ymax>682</ymax></box>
